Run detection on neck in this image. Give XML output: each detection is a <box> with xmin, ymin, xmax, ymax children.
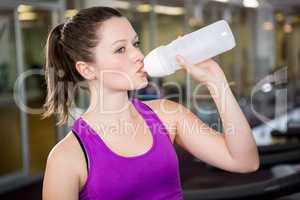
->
<box><xmin>82</xmin><ymin>85</ymin><xmax>137</xmax><ymax>124</ymax></box>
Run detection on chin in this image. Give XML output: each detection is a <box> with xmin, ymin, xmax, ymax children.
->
<box><xmin>135</xmin><ymin>78</ymin><xmax>149</xmax><ymax>90</ymax></box>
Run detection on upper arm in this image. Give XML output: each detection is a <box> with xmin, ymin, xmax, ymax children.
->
<box><xmin>43</xmin><ymin>137</ymin><xmax>80</xmax><ymax>200</ymax></box>
<box><xmin>163</xmin><ymin>100</ymin><xmax>245</xmax><ymax>173</ymax></box>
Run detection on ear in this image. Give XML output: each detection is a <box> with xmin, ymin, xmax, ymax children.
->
<box><xmin>75</xmin><ymin>61</ymin><xmax>96</xmax><ymax>80</ymax></box>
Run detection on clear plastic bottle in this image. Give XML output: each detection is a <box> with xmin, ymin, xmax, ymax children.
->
<box><xmin>144</xmin><ymin>20</ymin><xmax>236</xmax><ymax>77</ymax></box>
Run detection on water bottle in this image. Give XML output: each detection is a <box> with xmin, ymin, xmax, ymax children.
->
<box><xmin>143</xmin><ymin>20</ymin><xmax>236</xmax><ymax>77</ymax></box>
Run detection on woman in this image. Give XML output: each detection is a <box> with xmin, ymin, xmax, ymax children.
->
<box><xmin>42</xmin><ymin>6</ymin><xmax>259</xmax><ymax>200</ymax></box>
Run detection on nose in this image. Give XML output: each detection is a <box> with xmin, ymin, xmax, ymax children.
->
<box><xmin>131</xmin><ymin>47</ymin><xmax>144</xmax><ymax>64</ymax></box>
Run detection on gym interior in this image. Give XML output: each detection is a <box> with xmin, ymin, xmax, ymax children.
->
<box><xmin>0</xmin><ymin>0</ymin><xmax>300</xmax><ymax>199</ymax></box>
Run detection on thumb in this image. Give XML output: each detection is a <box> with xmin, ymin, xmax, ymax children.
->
<box><xmin>176</xmin><ymin>55</ymin><xmax>191</xmax><ymax>71</ymax></box>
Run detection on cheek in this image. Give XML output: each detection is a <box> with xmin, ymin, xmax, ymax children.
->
<box><xmin>93</xmin><ymin>55</ymin><xmax>147</xmax><ymax>90</ymax></box>
<box><xmin>97</xmin><ymin>68</ymin><xmax>148</xmax><ymax>90</ymax></box>
<box><xmin>100</xmin><ymin>57</ymin><xmax>134</xmax><ymax>77</ymax></box>
<box><xmin>94</xmin><ymin>69</ymin><xmax>128</xmax><ymax>90</ymax></box>
<box><xmin>97</xmin><ymin>62</ymin><xmax>133</xmax><ymax>81</ymax></box>
<box><xmin>98</xmin><ymin>55</ymin><xmax>132</xmax><ymax>72</ymax></box>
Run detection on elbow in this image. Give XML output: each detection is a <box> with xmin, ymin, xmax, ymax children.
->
<box><xmin>247</xmin><ymin>161</ymin><xmax>260</xmax><ymax>173</ymax></box>
<box><xmin>232</xmin><ymin>150</ymin><xmax>260</xmax><ymax>173</ymax></box>
<box><xmin>253</xmin><ymin>157</ymin><xmax>260</xmax><ymax>171</ymax></box>
<box><xmin>237</xmin><ymin>159</ymin><xmax>260</xmax><ymax>173</ymax></box>
<box><xmin>249</xmin><ymin>154</ymin><xmax>261</xmax><ymax>172</ymax></box>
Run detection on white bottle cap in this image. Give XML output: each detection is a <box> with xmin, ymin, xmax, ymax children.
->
<box><xmin>144</xmin><ymin>47</ymin><xmax>174</xmax><ymax>77</ymax></box>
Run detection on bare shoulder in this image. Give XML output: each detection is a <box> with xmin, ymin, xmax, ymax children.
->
<box><xmin>142</xmin><ymin>98</ymin><xmax>183</xmax><ymax>119</ymax></box>
<box><xmin>47</xmin><ymin>131</ymin><xmax>82</xmax><ymax>166</ymax></box>
<box><xmin>44</xmin><ymin>131</ymin><xmax>83</xmax><ymax>180</ymax></box>
<box><xmin>43</xmin><ymin>131</ymin><xmax>86</xmax><ymax>199</ymax></box>
<box><xmin>142</xmin><ymin>99</ymin><xmax>183</xmax><ymax>143</ymax></box>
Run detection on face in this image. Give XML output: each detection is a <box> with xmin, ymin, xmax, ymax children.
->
<box><xmin>89</xmin><ymin>17</ymin><xmax>148</xmax><ymax>91</ymax></box>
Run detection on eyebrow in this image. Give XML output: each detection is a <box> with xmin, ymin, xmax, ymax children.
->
<box><xmin>112</xmin><ymin>35</ymin><xmax>139</xmax><ymax>46</ymax></box>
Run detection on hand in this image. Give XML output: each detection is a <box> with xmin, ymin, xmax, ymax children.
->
<box><xmin>175</xmin><ymin>54</ymin><xmax>227</xmax><ymax>85</ymax></box>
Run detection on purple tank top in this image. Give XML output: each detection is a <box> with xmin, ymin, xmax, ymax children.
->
<box><xmin>71</xmin><ymin>98</ymin><xmax>183</xmax><ymax>200</ymax></box>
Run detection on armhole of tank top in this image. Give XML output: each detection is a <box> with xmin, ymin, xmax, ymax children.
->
<box><xmin>71</xmin><ymin>130</ymin><xmax>89</xmax><ymax>170</ymax></box>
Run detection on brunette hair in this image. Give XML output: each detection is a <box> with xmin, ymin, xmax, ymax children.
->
<box><xmin>42</xmin><ymin>7</ymin><xmax>123</xmax><ymax>126</ymax></box>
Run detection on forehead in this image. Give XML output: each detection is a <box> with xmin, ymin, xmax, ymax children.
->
<box><xmin>98</xmin><ymin>17</ymin><xmax>137</xmax><ymax>45</ymax></box>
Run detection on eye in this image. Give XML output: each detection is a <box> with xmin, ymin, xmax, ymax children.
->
<box><xmin>116</xmin><ymin>47</ymin><xmax>125</xmax><ymax>53</ymax></box>
<box><xmin>134</xmin><ymin>41</ymin><xmax>140</xmax><ymax>48</ymax></box>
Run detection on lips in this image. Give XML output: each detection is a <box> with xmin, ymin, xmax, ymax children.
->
<box><xmin>136</xmin><ymin>64</ymin><xmax>145</xmax><ymax>73</ymax></box>
<box><xmin>137</xmin><ymin>71</ymin><xmax>147</xmax><ymax>77</ymax></box>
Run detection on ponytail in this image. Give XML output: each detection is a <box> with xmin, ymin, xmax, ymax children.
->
<box><xmin>42</xmin><ymin>23</ymin><xmax>84</xmax><ymax>126</ymax></box>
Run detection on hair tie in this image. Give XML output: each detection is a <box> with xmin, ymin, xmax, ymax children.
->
<box><xmin>60</xmin><ymin>17</ymin><xmax>72</xmax><ymax>41</ymax></box>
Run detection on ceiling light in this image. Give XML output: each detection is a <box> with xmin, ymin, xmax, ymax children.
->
<box><xmin>64</xmin><ymin>9</ymin><xmax>78</xmax><ymax>18</ymax></box>
<box><xmin>96</xmin><ymin>0</ymin><xmax>130</xmax><ymax>9</ymax></box>
<box><xmin>136</xmin><ymin>4</ymin><xmax>152</xmax><ymax>13</ymax></box>
<box><xmin>17</xmin><ymin>4</ymin><xmax>33</xmax><ymax>13</ymax></box>
<box><xmin>113</xmin><ymin>0</ymin><xmax>130</xmax><ymax>9</ymax></box>
<box><xmin>154</xmin><ymin>5</ymin><xmax>185</xmax><ymax>15</ymax></box>
<box><xmin>18</xmin><ymin>12</ymin><xmax>37</xmax><ymax>21</ymax></box>
<box><xmin>243</xmin><ymin>0</ymin><xmax>259</xmax><ymax>8</ymax></box>
<box><xmin>136</xmin><ymin>4</ymin><xmax>185</xmax><ymax>16</ymax></box>
<box><xmin>214</xmin><ymin>0</ymin><xmax>229</xmax><ymax>3</ymax></box>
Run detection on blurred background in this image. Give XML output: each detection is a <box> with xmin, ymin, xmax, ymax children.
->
<box><xmin>0</xmin><ymin>0</ymin><xmax>300</xmax><ymax>199</ymax></box>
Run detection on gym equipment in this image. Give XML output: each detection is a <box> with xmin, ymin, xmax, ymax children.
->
<box><xmin>183</xmin><ymin>170</ymin><xmax>300</xmax><ymax>200</ymax></box>
<box><xmin>182</xmin><ymin>127</ymin><xmax>300</xmax><ymax>200</ymax></box>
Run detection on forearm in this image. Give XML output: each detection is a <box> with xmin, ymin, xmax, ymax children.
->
<box><xmin>207</xmin><ymin>78</ymin><xmax>259</xmax><ymax>169</ymax></box>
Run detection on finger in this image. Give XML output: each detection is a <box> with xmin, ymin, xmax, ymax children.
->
<box><xmin>175</xmin><ymin>54</ymin><xmax>184</xmax><ymax>65</ymax></box>
<box><xmin>176</xmin><ymin>55</ymin><xmax>191</xmax><ymax>72</ymax></box>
